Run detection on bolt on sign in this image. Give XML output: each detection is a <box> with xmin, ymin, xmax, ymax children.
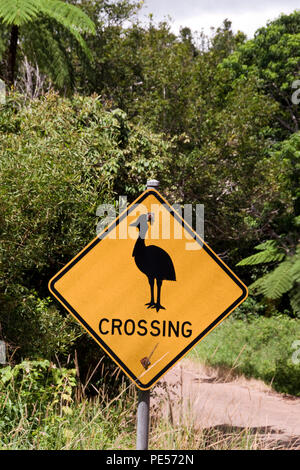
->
<box><xmin>49</xmin><ymin>189</ymin><xmax>248</xmax><ymax>390</ymax></box>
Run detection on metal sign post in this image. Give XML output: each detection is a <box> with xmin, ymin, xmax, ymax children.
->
<box><xmin>136</xmin><ymin>389</ymin><xmax>150</xmax><ymax>450</ymax></box>
<box><xmin>135</xmin><ymin>180</ymin><xmax>159</xmax><ymax>451</ymax></box>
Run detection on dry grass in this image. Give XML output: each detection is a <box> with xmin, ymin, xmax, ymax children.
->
<box><xmin>149</xmin><ymin>419</ymin><xmax>300</xmax><ymax>450</ymax></box>
<box><xmin>149</xmin><ymin>390</ymin><xmax>300</xmax><ymax>450</ymax></box>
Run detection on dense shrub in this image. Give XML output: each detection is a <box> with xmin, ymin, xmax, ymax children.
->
<box><xmin>0</xmin><ymin>360</ymin><xmax>77</xmax><ymax>439</ymax></box>
<box><xmin>0</xmin><ymin>92</ymin><xmax>172</xmax><ymax>361</ymax></box>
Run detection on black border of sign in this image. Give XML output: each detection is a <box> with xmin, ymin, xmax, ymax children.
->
<box><xmin>49</xmin><ymin>189</ymin><xmax>248</xmax><ymax>390</ymax></box>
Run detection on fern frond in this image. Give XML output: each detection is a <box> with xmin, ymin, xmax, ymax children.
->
<box><xmin>291</xmin><ymin>260</ymin><xmax>300</xmax><ymax>282</ymax></box>
<box><xmin>37</xmin><ymin>0</ymin><xmax>95</xmax><ymax>61</ymax></box>
<box><xmin>0</xmin><ymin>0</ymin><xmax>96</xmax><ymax>32</ymax></box>
<box><xmin>289</xmin><ymin>287</ymin><xmax>300</xmax><ymax>316</ymax></box>
<box><xmin>254</xmin><ymin>240</ymin><xmax>278</xmax><ymax>251</ymax></box>
<box><xmin>250</xmin><ymin>260</ymin><xmax>294</xmax><ymax>299</ymax></box>
<box><xmin>290</xmin><ymin>246</ymin><xmax>300</xmax><ymax>283</ymax></box>
<box><xmin>0</xmin><ymin>0</ymin><xmax>39</xmax><ymax>26</ymax></box>
<box><xmin>237</xmin><ymin>246</ymin><xmax>285</xmax><ymax>266</ymax></box>
<box><xmin>39</xmin><ymin>0</ymin><xmax>96</xmax><ymax>34</ymax></box>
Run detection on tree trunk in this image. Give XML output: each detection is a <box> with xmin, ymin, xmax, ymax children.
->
<box><xmin>8</xmin><ymin>25</ymin><xmax>19</xmax><ymax>87</ymax></box>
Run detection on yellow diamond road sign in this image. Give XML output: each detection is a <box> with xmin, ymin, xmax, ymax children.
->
<box><xmin>49</xmin><ymin>189</ymin><xmax>248</xmax><ymax>390</ymax></box>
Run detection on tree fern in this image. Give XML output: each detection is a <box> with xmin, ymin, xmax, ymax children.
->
<box><xmin>0</xmin><ymin>0</ymin><xmax>95</xmax><ymax>87</ymax></box>
<box><xmin>0</xmin><ymin>0</ymin><xmax>95</xmax><ymax>30</ymax></box>
<box><xmin>39</xmin><ymin>0</ymin><xmax>95</xmax><ymax>33</ymax></box>
<box><xmin>250</xmin><ymin>260</ymin><xmax>294</xmax><ymax>299</ymax></box>
<box><xmin>37</xmin><ymin>0</ymin><xmax>96</xmax><ymax>61</ymax></box>
<box><xmin>23</xmin><ymin>20</ymin><xmax>75</xmax><ymax>90</ymax></box>
<box><xmin>290</xmin><ymin>288</ymin><xmax>300</xmax><ymax>316</ymax></box>
<box><xmin>238</xmin><ymin>242</ymin><xmax>300</xmax><ymax>316</ymax></box>
<box><xmin>0</xmin><ymin>1</ymin><xmax>39</xmax><ymax>26</ymax></box>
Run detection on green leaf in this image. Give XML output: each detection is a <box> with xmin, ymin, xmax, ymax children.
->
<box><xmin>289</xmin><ymin>288</ymin><xmax>300</xmax><ymax>316</ymax></box>
<box><xmin>290</xmin><ymin>247</ymin><xmax>300</xmax><ymax>283</ymax></box>
<box><xmin>250</xmin><ymin>260</ymin><xmax>294</xmax><ymax>299</ymax></box>
<box><xmin>39</xmin><ymin>0</ymin><xmax>96</xmax><ymax>34</ymax></box>
<box><xmin>237</xmin><ymin>242</ymin><xmax>285</xmax><ymax>266</ymax></box>
<box><xmin>0</xmin><ymin>0</ymin><xmax>39</xmax><ymax>25</ymax></box>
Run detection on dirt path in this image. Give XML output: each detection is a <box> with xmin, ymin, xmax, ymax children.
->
<box><xmin>154</xmin><ymin>359</ymin><xmax>300</xmax><ymax>449</ymax></box>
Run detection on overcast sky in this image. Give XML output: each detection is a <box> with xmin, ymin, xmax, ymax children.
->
<box><xmin>136</xmin><ymin>0</ymin><xmax>299</xmax><ymax>38</ymax></box>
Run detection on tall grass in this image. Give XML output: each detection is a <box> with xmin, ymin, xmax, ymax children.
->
<box><xmin>149</xmin><ymin>419</ymin><xmax>300</xmax><ymax>450</ymax></box>
<box><xmin>0</xmin><ymin>359</ymin><xmax>137</xmax><ymax>450</ymax></box>
<box><xmin>189</xmin><ymin>315</ymin><xmax>300</xmax><ymax>396</ymax></box>
<box><xmin>1</xmin><ymin>358</ymin><xmax>299</xmax><ymax>450</ymax></box>
<box><xmin>2</xmin><ymin>370</ymin><xmax>297</xmax><ymax>451</ymax></box>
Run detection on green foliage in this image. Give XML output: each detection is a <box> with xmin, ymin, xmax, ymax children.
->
<box><xmin>23</xmin><ymin>20</ymin><xmax>77</xmax><ymax>90</ymax></box>
<box><xmin>273</xmin><ymin>357</ymin><xmax>300</xmax><ymax>396</ymax></box>
<box><xmin>230</xmin><ymin>296</ymin><xmax>267</xmax><ymax>320</ymax></box>
<box><xmin>0</xmin><ymin>287</ymin><xmax>81</xmax><ymax>358</ymax></box>
<box><xmin>210</xmin><ymin>19</ymin><xmax>246</xmax><ymax>60</ymax></box>
<box><xmin>0</xmin><ymin>0</ymin><xmax>41</xmax><ymax>26</ymax></box>
<box><xmin>267</xmin><ymin>131</ymin><xmax>300</xmax><ymax>217</ymax></box>
<box><xmin>0</xmin><ymin>91</ymin><xmax>172</xmax><ymax>359</ymax></box>
<box><xmin>0</xmin><ymin>359</ymin><xmax>77</xmax><ymax>440</ymax></box>
<box><xmin>190</xmin><ymin>316</ymin><xmax>300</xmax><ymax>396</ymax></box>
<box><xmin>0</xmin><ymin>358</ymin><xmax>136</xmax><ymax>449</ymax></box>
<box><xmin>77</xmin><ymin>17</ymin><xmax>288</xmax><ymax>261</ymax></box>
<box><xmin>0</xmin><ymin>6</ymin><xmax>299</xmax><ymax>402</ymax></box>
<box><xmin>238</xmin><ymin>242</ymin><xmax>300</xmax><ymax>316</ymax></box>
<box><xmin>237</xmin><ymin>241</ymin><xmax>286</xmax><ymax>266</ymax></box>
<box><xmin>0</xmin><ymin>0</ymin><xmax>95</xmax><ymax>31</ymax></box>
<box><xmin>63</xmin><ymin>10</ymin><xmax>299</xmax><ymax>269</ymax></box>
<box><xmin>221</xmin><ymin>11</ymin><xmax>300</xmax><ymax>134</ymax></box>
<box><xmin>166</xmin><ymin>74</ymin><xmax>280</xmax><ymax>257</ymax></box>
<box><xmin>236</xmin><ymin>129</ymin><xmax>300</xmax><ymax>316</ymax></box>
<box><xmin>0</xmin><ymin>0</ymin><xmax>96</xmax><ymax>89</ymax></box>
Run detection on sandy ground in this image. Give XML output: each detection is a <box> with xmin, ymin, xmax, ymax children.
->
<box><xmin>153</xmin><ymin>359</ymin><xmax>300</xmax><ymax>449</ymax></box>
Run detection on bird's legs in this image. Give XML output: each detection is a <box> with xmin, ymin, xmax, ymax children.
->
<box><xmin>145</xmin><ymin>277</ymin><xmax>155</xmax><ymax>308</ymax></box>
<box><xmin>151</xmin><ymin>279</ymin><xmax>165</xmax><ymax>312</ymax></box>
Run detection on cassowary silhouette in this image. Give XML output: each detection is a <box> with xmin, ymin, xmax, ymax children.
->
<box><xmin>130</xmin><ymin>213</ymin><xmax>176</xmax><ymax>312</ymax></box>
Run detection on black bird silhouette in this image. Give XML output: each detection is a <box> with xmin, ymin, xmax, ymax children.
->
<box><xmin>130</xmin><ymin>213</ymin><xmax>176</xmax><ymax>312</ymax></box>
